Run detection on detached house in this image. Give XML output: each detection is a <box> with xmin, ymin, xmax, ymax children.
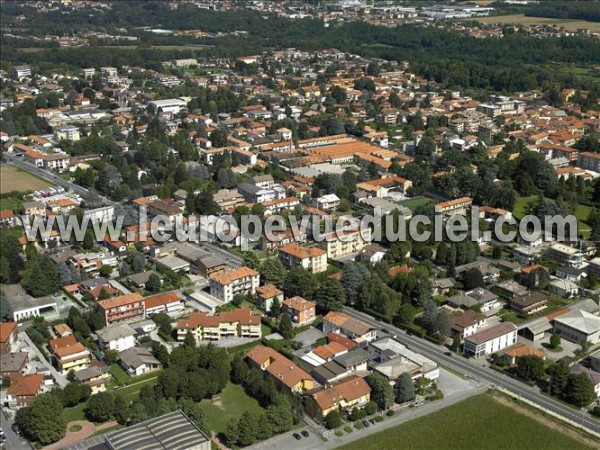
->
<box><xmin>48</xmin><ymin>335</ymin><xmax>91</xmax><ymax>374</ymax></box>
<box><xmin>6</xmin><ymin>374</ymin><xmax>45</xmax><ymax>408</ymax></box>
<box><xmin>305</xmin><ymin>375</ymin><xmax>371</xmax><ymax>421</ymax></box>
<box><xmin>0</xmin><ymin>322</ymin><xmax>18</xmax><ymax>354</ymax></box>
<box><xmin>247</xmin><ymin>345</ymin><xmax>313</xmax><ymax>393</ymax></box>
<box><xmin>323</xmin><ymin>311</ymin><xmax>377</xmax><ymax>343</ymax></box>
<box><xmin>283</xmin><ymin>297</ymin><xmax>317</xmax><ymax>325</ymax></box>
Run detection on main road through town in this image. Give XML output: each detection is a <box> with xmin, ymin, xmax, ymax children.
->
<box><xmin>341</xmin><ymin>306</ymin><xmax>600</xmax><ymax>436</ymax></box>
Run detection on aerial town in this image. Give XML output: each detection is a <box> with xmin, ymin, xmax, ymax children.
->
<box><xmin>0</xmin><ymin>1</ymin><xmax>599</xmax><ymax>450</ymax></box>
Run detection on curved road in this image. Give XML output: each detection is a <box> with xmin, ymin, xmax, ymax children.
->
<box><xmin>342</xmin><ymin>306</ymin><xmax>600</xmax><ymax>436</ymax></box>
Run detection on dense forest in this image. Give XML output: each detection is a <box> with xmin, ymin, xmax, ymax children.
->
<box><xmin>1</xmin><ymin>2</ymin><xmax>599</xmax><ymax>93</ymax></box>
<box><xmin>524</xmin><ymin>0</ymin><xmax>600</xmax><ymax>23</ymax></box>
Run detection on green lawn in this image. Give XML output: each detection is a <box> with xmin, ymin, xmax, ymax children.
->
<box><xmin>398</xmin><ymin>196</ymin><xmax>434</xmax><ymax>212</ymax></box>
<box><xmin>512</xmin><ymin>195</ymin><xmax>536</xmax><ymax>220</ymax></box>
<box><xmin>110</xmin><ymin>363</ymin><xmax>130</xmax><ymax>385</ymax></box>
<box><xmin>62</xmin><ymin>402</ymin><xmax>86</xmax><ymax>423</ymax></box>
<box><xmin>337</xmin><ymin>394</ymin><xmax>595</xmax><ymax>450</ymax></box>
<box><xmin>513</xmin><ymin>196</ymin><xmax>591</xmax><ymax>237</ymax></box>
<box><xmin>115</xmin><ymin>377</ymin><xmax>158</xmax><ymax>404</ymax></box>
<box><xmin>200</xmin><ymin>382</ymin><xmax>265</xmax><ymax>435</ymax></box>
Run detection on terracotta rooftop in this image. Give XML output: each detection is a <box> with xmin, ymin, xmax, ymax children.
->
<box><xmin>310</xmin><ymin>375</ymin><xmax>371</xmax><ymax>411</ymax></box>
<box><xmin>209</xmin><ymin>266</ymin><xmax>259</xmax><ymax>285</ymax></box>
<box><xmin>97</xmin><ymin>293</ymin><xmax>144</xmax><ymax>310</ymax></box>
<box><xmin>0</xmin><ymin>322</ymin><xmax>17</xmax><ymax>343</ymax></box>
<box><xmin>247</xmin><ymin>345</ymin><xmax>312</xmax><ymax>389</ymax></box>
<box><xmin>7</xmin><ymin>373</ymin><xmax>44</xmax><ymax>397</ymax></box>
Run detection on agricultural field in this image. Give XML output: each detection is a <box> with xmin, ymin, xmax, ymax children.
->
<box><xmin>0</xmin><ymin>165</ymin><xmax>51</xmax><ymax>194</ymax></box>
<box><xmin>476</xmin><ymin>14</ymin><xmax>600</xmax><ymax>33</ymax></box>
<box><xmin>337</xmin><ymin>394</ymin><xmax>597</xmax><ymax>450</ymax></box>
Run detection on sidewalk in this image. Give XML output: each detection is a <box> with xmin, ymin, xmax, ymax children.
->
<box><xmin>21</xmin><ymin>331</ymin><xmax>68</xmax><ymax>388</ymax></box>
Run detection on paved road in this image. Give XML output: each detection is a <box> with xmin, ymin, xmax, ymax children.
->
<box><xmin>0</xmin><ymin>408</ymin><xmax>30</xmax><ymax>450</ymax></box>
<box><xmin>21</xmin><ymin>331</ymin><xmax>68</xmax><ymax>388</ymax></box>
<box><xmin>342</xmin><ymin>306</ymin><xmax>600</xmax><ymax>436</ymax></box>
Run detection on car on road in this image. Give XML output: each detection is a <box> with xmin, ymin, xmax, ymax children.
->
<box><xmin>301</xmin><ymin>430</ymin><xmax>309</xmax><ymax>438</ymax></box>
<box><xmin>444</xmin><ymin>351</ymin><xmax>452</xmax><ymax>356</ymax></box>
<box><xmin>362</xmin><ymin>420</ymin><xmax>371</xmax><ymax>428</ymax></box>
<box><xmin>293</xmin><ymin>433</ymin><xmax>302</xmax><ymax>440</ymax></box>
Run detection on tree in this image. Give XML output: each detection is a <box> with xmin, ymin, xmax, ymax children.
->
<box><xmin>313</xmin><ymin>278</ymin><xmax>346</xmax><ymax>312</ymax></box>
<box><xmin>395</xmin><ymin>372</ymin><xmax>415</xmax><ymax>404</ymax></box>
<box><xmin>183</xmin><ymin>330</ymin><xmax>196</xmax><ymax>348</ymax></box>
<box><xmin>131</xmin><ymin>252</ymin><xmax>145</xmax><ymax>272</ymax></box>
<box><xmin>566</xmin><ymin>373</ymin><xmax>596</xmax><ymax>407</ymax></box>
<box><xmin>462</xmin><ymin>268</ymin><xmax>484</xmax><ymax>290</ymax></box>
<box><xmin>119</xmin><ymin>261</ymin><xmax>130</xmax><ymax>277</ymax></box>
<box><xmin>283</xmin><ymin>268</ymin><xmax>316</xmax><ymax>298</ymax></box>
<box><xmin>85</xmin><ymin>392</ymin><xmax>115</xmax><ymax>422</ymax></box>
<box><xmin>145</xmin><ymin>273</ymin><xmax>162</xmax><ymax>292</ymax></box>
<box><xmin>324</xmin><ymin>410</ymin><xmax>342</xmax><ymax>429</ymax></box>
<box><xmin>259</xmin><ymin>259</ymin><xmax>286</xmax><ymax>286</ymax></box>
<box><xmin>151</xmin><ymin>341</ymin><xmax>170</xmax><ymax>367</ymax></box>
<box><xmin>549</xmin><ymin>333</ymin><xmax>561</xmax><ymax>349</ymax></box>
<box><xmin>366</xmin><ymin>372</ymin><xmax>394</xmax><ymax>410</ymax></box>
<box><xmin>342</xmin><ymin>262</ymin><xmax>370</xmax><ymax>306</ymax></box>
<box><xmin>242</xmin><ymin>252</ymin><xmax>261</xmax><ymax>270</ymax></box>
<box><xmin>547</xmin><ymin>361</ymin><xmax>570</xmax><ymax>397</ymax></box>
<box><xmin>364</xmin><ymin>401</ymin><xmax>378</xmax><ymax>416</ymax></box>
<box><xmin>113</xmin><ymin>395</ymin><xmax>130</xmax><ymax>425</ymax></box>
<box><xmin>350</xmin><ymin>407</ymin><xmax>366</xmax><ymax>421</ymax></box>
<box><xmin>63</xmin><ymin>382</ymin><xmax>90</xmax><ymax>407</ymax></box>
<box><xmin>99</xmin><ymin>265</ymin><xmax>113</xmax><ymax>277</ymax></box>
<box><xmin>129</xmin><ymin>400</ymin><xmax>149</xmax><ymax>425</ymax></box>
<box><xmin>265</xmin><ymin>395</ymin><xmax>294</xmax><ymax>434</ymax></box>
<box><xmin>231</xmin><ymin>352</ymin><xmax>249</xmax><ymax>384</ymax></box>
<box><xmin>16</xmin><ymin>393</ymin><xmax>66</xmax><ymax>445</ymax></box>
<box><xmin>515</xmin><ymin>356</ymin><xmax>545</xmax><ymax>383</ymax></box>
<box><xmin>279</xmin><ymin>313</ymin><xmax>293</xmax><ymax>340</ymax></box>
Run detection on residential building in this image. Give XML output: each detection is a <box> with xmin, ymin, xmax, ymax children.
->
<box><xmin>509</xmin><ymin>292</ymin><xmax>548</xmax><ymax>316</ymax></box>
<box><xmin>54</xmin><ymin>125</ymin><xmax>81</xmax><ymax>141</ymax></box>
<box><xmin>322</xmin><ymin>311</ymin><xmax>377</xmax><ymax>343</ymax></box>
<box><xmin>209</xmin><ymin>266</ymin><xmax>260</xmax><ymax>302</ymax></box>
<box><xmin>254</xmin><ymin>284</ymin><xmax>284</xmax><ymax>313</ymax></box>
<box><xmin>313</xmin><ymin>194</ymin><xmax>341</xmax><ymax>210</ymax></box>
<box><xmin>0</xmin><ymin>322</ymin><xmax>18</xmax><ymax>354</ymax></box>
<box><xmin>175</xmin><ymin>308</ymin><xmax>261</xmax><ymax>342</ymax></box>
<box><xmin>503</xmin><ymin>343</ymin><xmax>546</xmax><ymax>366</ymax></box>
<box><xmin>305</xmin><ymin>375</ymin><xmax>371</xmax><ymax>421</ymax></box>
<box><xmin>546</xmin><ymin>243</ymin><xmax>584</xmax><ymax>268</ymax></box>
<box><xmin>74</xmin><ymin>365</ymin><xmax>111</xmax><ymax>394</ymax></box>
<box><xmin>451</xmin><ymin>310</ymin><xmax>487</xmax><ymax>342</ymax></box>
<box><xmin>48</xmin><ymin>335</ymin><xmax>91</xmax><ymax>374</ymax></box>
<box><xmin>577</xmin><ymin>151</ymin><xmax>600</xmax><ymax>172</ymax></box>
<box><xmin>283</xmin><ymin>296</ymin><xmax>317</xmax><ymax>325</ymax></box>
<box><xmin>6</xmin><ymin>374</ymin><xmax>45</xmax><ymax>408</ymax></box>
<box><xmin>144</xmin><ymin>291</ymin><xmax>184</xmax><ymax>316</ymax></box>
<box><xmin>97</xmin><ymin>293</ymin><xmax>146</xmax><ymax>324</ymax></box>
<box><xmin>466</xmin><ymin>288</ymin><xmax>502</xmax><ymax>313</ymax></box>
<box><xmin>553</xmin><ymin>310</ymin><xmax>600</xmax><ymax>345</ymax></box>
<box><xmin>0</xmin><ymin>352</ymin><xmax>29</xmax><ymax>380</ymax></box>
<box><xmin>463</xmin><ymin>322</ymin><xmax>518</xmax><ymax>358</ymax></box>
<box><xmin>148</xmin><ymin>98</ymin><xmax>187</xmax><ymax>114</ymax></box>
<box><xmin>96</xmin><ymin>323</ymin><xmax>137</xmax><ymax>352</ymax></box>
<box><xmin>119</xmin><ymin>347</ymin><xmax>162</xmax><ymax>377</ymax></box>
<box><xmin>319</xmin><ymin>227</ymin><xmax>372</xmax><ymax>259</ymax></box>
<box><xmin>247</xmin><ymin>345</ymin><xmax>313</xmax><ymax>393</ymax></box>
<box><xmin>279</xmin><ymin>243</ymin><xmax>328</xmax><ymax>274</ymax></box>
<box><xmin>435</xmin><ymin>197</ymin><xmax>472</xmax><ymax>216</ymax></box>
<box><xmin>369</xmin><ymin>338</ymin><xmax>439</xmax><ymax>383</ymax></box>
<box><xmin>549</xmin><ymin>279</ymin><xmax>579</xmax><ymax>298</ymax></box>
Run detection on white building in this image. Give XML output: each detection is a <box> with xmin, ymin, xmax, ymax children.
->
<box><xmin>83</xmin><ymin>206</ymin><xmax>115</xmax><ymax>224</ymax></box>
<box><xmin>553</xmin><ymin>310</ymin><xmax>600</xmax><ymax>345</ymax></box>
<box><xmin>148</xmin><ymin>98</ymin><xmax>187</xmax><ymax>115</ymax></box>
<box><xmin>209</xmin><ymin>266</ymin><xmax>260</xmax><ymax>302</ymax></box>
<box><xmin>463</xmin><ymin>322</ymin><xmax>518</xmax><ymax>358</ymax></box>
<box><xmin>54</xmin><ymin>126</ymin><xmax>81</xmax><ymax>142</ymax></box>
<box><xmin>96</xmin><ymin>323</ymin><xmax>137</xmax><ymax>352</ymax></box>
<box><xmin>313</xmin><ymin>193</ymin><xmax>341</xmax><ymax>211</ymax></box>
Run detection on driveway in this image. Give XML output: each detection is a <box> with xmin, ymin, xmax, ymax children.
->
<box><xmin>20</xmin><ymin>331</ymin><xmax>68</xmax><ymax>388</ymax></box>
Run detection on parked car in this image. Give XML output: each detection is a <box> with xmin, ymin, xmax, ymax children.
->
<box><xmin>293</xmin><ymin>433</ymin><xmax>302</xmax><ymax>440</ymax></box>
<box><xmin>368</xmin><ymin>418</ymin><xmax>376</xmax><ymax>425</ymax></box>
<box><xmin>301</xmin><ymin>430</ymin><xmax>309</xmax><ymax>437</ymax></box>
<box><xmin>362</xmin><ymin>420</ymin><xmax>371</xmax><ymax>428</ymax></box>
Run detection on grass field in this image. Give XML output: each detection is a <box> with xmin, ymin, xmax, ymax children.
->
<box><xmin>476</xmin><ymin>14</ymin><xmax>600</xmax><ymax>33</ymax></box>
<box><xmin>513</xmin><ymin>195</ymin><xmax>591</xmax><ymax>237</ymax></box>
<box><xmin>110</xmin><ymin>363</ymin><xmax>130</xmax><ymax>385</ymax></box>
<box><xmin>0</xmin><ymin>165</ymin><xmax>51</xmax><ymax>194</ymax></box>
<box><xmin>398</xmin><ymin>196</ymin><xmax>434</xmax><ymax>212</ymax></box>
<box><xmin>200</xmin><ymin>382</ymin><xmax>265</xmax><ymax>435</ymax></box>
<box><xmin>62</xmin><ymin>403</ymin><xmax>86</xmax><ymax>423</ymax></box>
<box><xmin>337</xmin><ymin>394</ymin><xmax>595</xmax><ymax>450</ymax></box>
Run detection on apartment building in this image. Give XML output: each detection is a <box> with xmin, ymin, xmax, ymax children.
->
<box><xmin>175</xmin><ymin>308</ymin><xmax>261</xmax><ymax>342</ymax></box>
<box><xmin>435</xmin><ymin>197</ymin><xmax>473</xmax><ymax>216</ymax></box>
<box><xmin>451</xmin><ymin>310</ymin><xmax>487</xmax><ymax>342</ymax></box>
<box><xmin>283</xmin><ymin>296</ymin><xmax>317</xmax><ymax>325</ymax></box>
<box><xmin>97</xmin><ymin>293</ymin><xmax>145</xmax><ymax>325</ymax></box>
<box><xmin>319</xmin><ymin>227</ymin><xmax>372</xmax><ymax>259</ymax></box>
<box><xmin>279</xmin><ymin>243</ymin><xmax>328</xmax><ymax>274</ymax></box>
<box><xmin>577</xmin><ymin>151</ymin><xmax>600</xmax><ymax>172</ymax></box>
<box><xmin>463</xmin><ymin>323</ymin><xmax>518</xmax><ymax>358</ymax></box>
<box><xmin>209</xmin><ymin>266</ymin><xmax>260</xmax><ymax>302</ymax></box>
<box><xmin>247</xmin><ymin>345</ymin><xmax>314</xmax><ymax>393</ymax></box>
<box><xmin>70</xmin><ymin>252</ymin><xmax>118</xmax><ymax>278</ymax></box>
<box><xmin>546</xmin><ymin>243</ymin><xmax>584</xmax><ymax>268</ymax></box>
<box><xmin>48</xmin><ymin>335</ymin><xmax>91</xmax><ymax>374</ymax></box>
